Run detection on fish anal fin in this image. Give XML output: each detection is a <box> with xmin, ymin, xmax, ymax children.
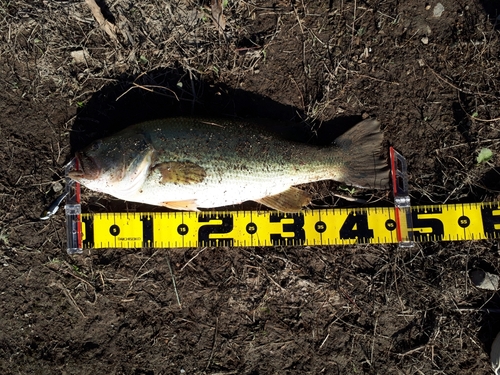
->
<box><xmin>255</xmin><ymin>187</ymin><xmax>311</xmax><ymax>212</ymax></box>
<box><xmin>154</xmin><ymin>161</ymin><xmax>206</xmax><ymax>185</ymax></box>
<box><xmin>160</xmin><ymin>199</ymin><xmax>199</xmax><ymax>211</ymax></box>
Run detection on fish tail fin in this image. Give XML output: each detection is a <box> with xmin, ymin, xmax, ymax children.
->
<box><xmin>333</xmin><ymin>118</ymin><xmax>389</xmax><ymax>189</ymax></box>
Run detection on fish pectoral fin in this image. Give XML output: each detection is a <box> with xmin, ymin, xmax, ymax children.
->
<box><xmin>67</xmin><ymin>170</ymin><xmax>85</xmax><ymax>180</ymax></box>
<box><xmin>160</xmin><ymin>199</ymin><xmax>199</xmax><ymax>211</ymax></box>
<box><xmin>255</xmin><ymin>187</ymin><xmax>311</xmax><ymax>212</ymax></box>
<box><xmin>154</xmin><ymin>161</ymin><xmax>206</xmax><ymax>185</ymax></box>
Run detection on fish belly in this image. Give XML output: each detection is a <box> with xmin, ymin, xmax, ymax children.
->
<box><xmin>132</xmin><ymin>165</ymin><xmax>315</xmax><ymax>208</ymax></box>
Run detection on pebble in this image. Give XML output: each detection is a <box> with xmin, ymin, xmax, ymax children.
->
<box><xmin>70</xmin><ymin>49</ymin><xmax>90</xmax><ymax>64</ymax></box>
<box><xmin>433</xmin><ymin>3</ymin><xmax>444</xmax><ymax>18</ymax></box>
<box><xmin>421</xmin><ymin>36</ymin><xmax>429</xmax><ymax>45</ymax></box>
<box><xmin>469</xmin><ymin>269</ymin><xmax>499</xmax><ymax>290</ymax></box>
<box><xmin>52</xmin><ymin>181</ymin><xmax>64</xmax><ymax>193</ymax></box>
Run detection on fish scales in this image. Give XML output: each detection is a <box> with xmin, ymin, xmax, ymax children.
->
<box><xmin>69</xmin><ymin>117</ymin><xmax>388</xmax><ymax>211</ymax></box>
<box><xmin>147</xmin><ymin>121</ymin><xmax>331</xmax><ymax>177</ymax></box>
<box><xmin>140</xmin><ymin>119</ymin><xmax>338</xmax><ymax>208</ymax></box>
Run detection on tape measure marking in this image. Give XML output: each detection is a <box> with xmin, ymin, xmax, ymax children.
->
<box><xmin>79</xmin><ymin>202</ymin><xmax>500</xmax><ymax>249</ymax></box>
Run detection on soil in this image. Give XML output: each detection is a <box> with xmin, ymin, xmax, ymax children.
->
<box><xmin>1</xmin><ymin>0</ymin><xmax>500</xmax><ymax>374</ymax></box>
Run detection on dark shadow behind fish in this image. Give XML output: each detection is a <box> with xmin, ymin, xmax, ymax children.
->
<box><xmin>71</xmin><ymin>68</ymin><xmax>369</xmax><ymax>151</ymax></box>
<box><xmin>70</xmin><ymin>67</ymin><xmax>390</xmax><ymax>212</ymax></box>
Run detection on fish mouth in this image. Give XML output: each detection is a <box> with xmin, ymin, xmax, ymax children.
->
<box><xmin>67</xmin><ymin>152</ymin><xmax>101</xmax><ymax>181</ymax></box>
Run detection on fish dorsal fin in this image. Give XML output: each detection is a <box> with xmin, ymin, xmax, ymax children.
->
<box><xmin>154</xmin><ymin>161</ymin><xmax>206</xmax><ymax>185</ymax></box>
<box><xmin>255</xmin><ymin>187</ymin><xmax>311</xmax><ymax>212</ymax></box>
<box><xmin>160</xmin><ymin>199</ymin><xmax>199</xmax><ymax>211</ymax></box>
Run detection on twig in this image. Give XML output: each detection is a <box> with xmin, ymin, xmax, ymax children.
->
<box><xmin>179</xmin><ymin>247</ymin><xmax>207</xmax><ymax>272</ymax></box>
<box><xmin>116</xmin><ymin>80</ymin><xmax>180</xmax><ymax>102</ymax></box>
<box><xmin>353</xmin><ymin>73</ymin><xmax>400</xmax><ymax>85</ymax></box>
<box><xmin>62</xmin><ymin>261</ymin><xmax>97</xmax><ymax>303</ymax></box>
<box><xmin>124</xmin><ymin>250</ymin><xmax>158</xmax><ymax>298</ymax></box>
<box><xmin>166</xmin><ymin>252</ymin><xmax>181</xmax><ymax>307</ymax></box>
<box><xmin>337</xmin><ymin>65</ymin><xmax>399</xmax><ymax>85</ymax></box>
<box><xmin>469</xmin><ymin>116</ymin><xmax>500</xmax><ymax>123</ymax></box>
<box><xmin>456</xmin><ymin>91</ymin><xmax>500</xmax><ymax>123</ymax></box>
<box><xmin>351</xmin><ymin>0</ymin><xmax>357</xmax><ymax>48</ymax></box>
<box><xmin>370</xmin><ymin>316</ymin><xmax>378</xmax><ymax>365</ymax></box>
<box><xmin>266</xmin><ymin>273</ymin><xmax>286</xmax><ymax>291</ymax></box>
<box><xmin>395</xmin><ymin>345</ymin><xmax>425</xmax><ymax>356</ymax></box>
<box><xmin>293</xmin><ymin>4</ymin><xmax>304</xmax><ymax>35</ymax></box>
<box><xmin>135</xmin><ymin>82</ymin><xmax>179</xmax><ymax>99</ymax></box>
<box><xmin>426</xmin><ymin>62</ymin><xmax>497</xmax><ymax>99</ymax></box>
<box><xmin>188</xmin><ymin>68</ymin><xmax>197</xmax><ymax>114</ymax></box>
<box><xmin>455</xmin><ymin>307</ymin><xmax>500</xmax><ymax>313</ymax></box>
<box><xmin>319</xmin><ymin>333</ymin><xmax>330</xmax><ymax>349</ymax></box>
<box><xmin>331</xmin><ymin>193</ymin><xmax>367</xmax><ymax>203</ymax></box>
<box><xmin>206</xmin><ymin>317</ymin><xmax>219</xmax><ymax>370</ymax></box>
<box><xmin>290</xmin><ymin>76</ymin><xmax>305</xmax><ymax>110</ymax></box>
<box><xmin>51</xmin><ymin>282</ymin><xmax>86</xmax><ymax>318</ymax></box>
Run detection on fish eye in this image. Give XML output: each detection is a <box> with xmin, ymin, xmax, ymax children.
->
<box><xmin>90</xmin><ymin>139</ymin><xmax>103</xmax><ymax>151</ymax></box>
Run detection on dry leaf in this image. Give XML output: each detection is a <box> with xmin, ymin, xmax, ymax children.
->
<box><xmin>211</xmin><ymin>0</ymin><xmax>226</xmax><ymax>33</ymax></box>
<box><xmin>85</xmin><ymin>0</ymin><xmax>119</xmax><ymax>43</ymax></box>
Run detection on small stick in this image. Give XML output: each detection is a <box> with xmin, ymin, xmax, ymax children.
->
<box><xmin>426</xmin><ymin>62</ymin><xmax>497</xmax><ymax>99</ymax></box>
<box><xmin>166</xmin><ymin>252</ymin><xmax>181</xmax><ymax>307</ymax></box>
<box><xmin>318</xmin><ymin>333</ymin><xmax>330</xmax><ymax>349</ymax></box>
<box><xmin>455</xmin><ymin>307</ymin><xmax>500</xmax><ymax>313</ymax></box>
<box><xmin>180</xmin><ymin>247</ymin><xmax>207</xmax><ymax>272</ymax></box>
<box><xmin>116</xmin><ymin>84</ymin><xmax>180</xmax><ymax>102</ymax></box>
<box><xmin>395</xmin><ymin>345</ymin><xmax>425</xmax><ymax>357</ymax></box>
<box><xmin>51</xmin><ymin>282</ymin><xmax>86</xmax><ymax>318</ymax></box>
<box><xmin>124</xmin><ymin>250</ymin><xmax>158</xmax><ymax>298</ymax></box>
<box><xmin>370</xmin><ymin>317</ymin><xmax>378</xmax><ymax>365</ymax></box>
<box><xmin>331</xmin><ymin>193</ymin><xmax>367</xmax><ymax>203</ymax></box>
<box><xmin>206</xmin><ymin>317</ymin><xmax>219</xmax><ymax>370</ymax></box>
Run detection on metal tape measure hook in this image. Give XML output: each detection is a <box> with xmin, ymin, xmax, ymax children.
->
<box><xmin>390</xmin><ymin>147</ymin><xmax>415</xmax><ymax>248</ymax></box>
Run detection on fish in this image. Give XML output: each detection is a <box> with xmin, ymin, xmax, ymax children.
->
<box><xmin>68</xmin><ymin>117</ymin><xmax>388</xmax><ymax>212</ymax></box>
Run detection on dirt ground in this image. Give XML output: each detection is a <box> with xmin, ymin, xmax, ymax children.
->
<box><xmin>1</xmin><ymin>0</ymin><xmax>500</xmax><ymax>374</ymax></box>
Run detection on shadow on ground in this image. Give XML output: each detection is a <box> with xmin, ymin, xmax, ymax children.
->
<box><xmin>70</xmin><ymin>67</ymin><xmax>363</xmax><ymax>152</ymax></box>
<box><xmin>480</xmin><ymin>0</ymin><xmax>500</xmax><ymax>28</ymax></box>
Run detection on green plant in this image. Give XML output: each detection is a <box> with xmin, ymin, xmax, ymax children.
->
<box><xmin>477</xmin><ymin>148</ymin><xmax>493</xmax><ymax>164</ymax></box>
<box><xmin>0</xmin><ymin>228</ymin><xmax>9</xmax><ymax>246</ymax></box>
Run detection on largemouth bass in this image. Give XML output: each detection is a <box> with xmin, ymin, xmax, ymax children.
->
<box><xmin>68</xmin><ymin>117</ymin><xmax>388</xmax><ymax>212</ymax></box>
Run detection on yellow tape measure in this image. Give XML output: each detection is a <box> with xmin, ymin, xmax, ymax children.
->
<box><xmin>78</xmin><ymin>202</ymin><xmax>500</xmax><ymax>249</ymax></box>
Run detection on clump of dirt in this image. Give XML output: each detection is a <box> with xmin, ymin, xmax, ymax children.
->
<box><xmin>1</xmin><ymin>0</ymin><xmax>500</xmax><ymax>374</ymax></box>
